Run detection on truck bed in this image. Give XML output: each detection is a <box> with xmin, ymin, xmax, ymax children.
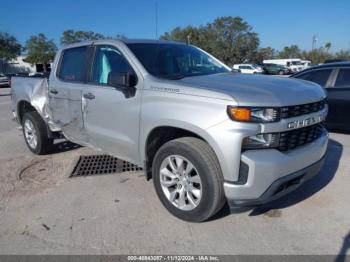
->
<box><xmin>11</xmin><ymin>76</ymin><xmax>60</xmax><ymax>132</ymax></box>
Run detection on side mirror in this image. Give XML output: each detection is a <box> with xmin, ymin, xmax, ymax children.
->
<box><xmin>107</xmin><ymin>72</ymin><xmax>137</xmax><ymax>89</ymax></box>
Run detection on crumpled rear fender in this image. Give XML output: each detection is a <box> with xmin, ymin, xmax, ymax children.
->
<box><xmin>12</xmin><ymin>77</ymin><xmax>60</xmax><ymax>132</ymax></box>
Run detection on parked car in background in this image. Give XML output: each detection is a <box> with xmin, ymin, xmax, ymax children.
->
<box><xmin>233</xmin><ymin>64</ymin><xmax>263</xmax><ymax>74</ymax></box>
<box><xmin>264</xmin><ymin>59</ymin><xmax>304</xmax><ymax>73</ymax></box>
<box><xmin>300</xmin><ymin>60</ymin><xmax>311</xmax><ymax>69</ymax></box>
<box><xmin>252</xmin><ymin>64</ymin><xmax>264</xmax><ymax>71</ymax></box>
<box><xmin>0</xmin><ymin>73</ymin><xmax>9</xmax><ymax>87</ymax></box>
<box><xmin>262</xmin><ymin>63</ymin><xmax>290</xmax><ymax>75</ymax></box>
<box><xmin>4</xmin><ymin>73</ymin><xmax>22</xmax><ymax>88</ymax></box>
<box><xmin>291</xmin><ymin>62</ymin><xmax>350</xmax><ymax>131</ymax></box>
<box><xmin>231</xmin><ymin>68</ymin><xmax>241</xmax><ymax>73</ymax></box>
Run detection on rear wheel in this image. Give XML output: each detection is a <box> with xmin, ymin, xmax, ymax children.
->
<box><xmin>22</xmin><ymin>111</ymin><xmax>53</xmax><ymax>155</ymax></box>
<box><xmin>152</xmin><ymin>137</ymin><xmax>225</xmax><ymax>222</ymax></box>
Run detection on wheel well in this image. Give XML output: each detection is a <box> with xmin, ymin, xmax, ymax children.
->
<box><xmin>17</xmin><ymin>101</ymin><xmax>56</xmax><ymax>139</ymax></box>
<box><xmin>17</xmin><ymin>101</ymin><xmax>36</xmax><ymax>124</ymax></box>
<box><xmin>145</xmin><ymin>126</ymin><xmax>204</xmax><ymax>180</ymax></box>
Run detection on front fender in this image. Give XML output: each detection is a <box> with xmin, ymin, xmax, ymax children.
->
<box><xmin>139</xmin><ymin>90</ymin><xmax>234</xmax><ymax>179</ymax></box>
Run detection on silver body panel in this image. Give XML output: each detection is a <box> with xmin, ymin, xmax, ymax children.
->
<box><xmin>224</xmin><ymin>132</ymin><xmax>328</xmax><ymax>200</ymax></box>
<box><xmin>176</xmin><ymin>73</ymin><xmax>326</xmax><ymax>107</ymax></box>
<box><xmin>11</xmin><ymin>77</ymin><xmax>60</xmax><ymax>132</ymax></box>
<box><xmin>11</xmin><ymin>39</ymin><xmax>328</xmax><ymax>203</ymax></box>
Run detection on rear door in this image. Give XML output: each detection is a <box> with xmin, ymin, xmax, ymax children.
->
<box><xmin>82</xmin><ymin>44</ymin><xmax>142</xmax><ymax>164</ymax></box>
<box><xmin>49</xmin><ymin>45</ymin><xmax>90</xmax><ymax>143</ymax></box>
<box><xmin>326</xmin><ymin>68</ymin><xmax>350</xmax><ymax>131</ymax></box>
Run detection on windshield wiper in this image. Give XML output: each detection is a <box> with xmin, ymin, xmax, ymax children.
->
<box><xmin>165</xmin><ymin>72</ymin><xmax>207</xmax><ymax>80</ymax></box>
<box><xmin>165</xmin><ymin>74</ymin><xmax>187</xmax><ymax>80</ymax></box>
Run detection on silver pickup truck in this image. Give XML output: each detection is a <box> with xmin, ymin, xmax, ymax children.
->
<box><xmin>11</xmin><ymin>39</ymin><xmax>328</xmax><ymax>222</ymax></box>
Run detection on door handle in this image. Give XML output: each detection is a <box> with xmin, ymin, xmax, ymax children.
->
<box><xmin>83</xmin><ymin>93</ymin><xmax>95</xmax><ymax>100</ymax></box>
<box><xmin>50</xmin><ymin>89</ymin><xmax>58</xmax><ymax>95</ymax></box>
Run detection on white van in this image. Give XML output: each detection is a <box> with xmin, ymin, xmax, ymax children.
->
<box><xmin>263</xmin><ymin>59</ymin><xmax>304</xmax><ymax>72</ymax></box>
<box><xmin>300</xmin><ymin>60</ymin><xmax>311</xmax><ymax>69</ymax></box>
<box><xmin>233</xmin><ymin>64</ymin><xmax>263</xmax><ymax>74</ymax></box>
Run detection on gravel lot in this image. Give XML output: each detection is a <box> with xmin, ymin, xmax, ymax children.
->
<box><xmin>0</xmin><ymin>87</ymin><xmax>349</xmax><ymax>255</ymax></box>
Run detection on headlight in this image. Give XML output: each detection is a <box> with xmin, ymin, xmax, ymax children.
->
<box><xmin>242</xmin><ymin>133</ymin><xmax>280</xmax><ymax>149</ymax></box>
<box><xmin>227</xmin><ymin>106</ymin><xmax>280</xmax><ymax>123</ymax></box>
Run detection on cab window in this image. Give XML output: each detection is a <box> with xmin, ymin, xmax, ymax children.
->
<box><xmin>58</xmin><ymin>46</ymin><xmax>88</xmax><ymax>82</ymax></box>
<box><xmin>92</xmin><ymin>45</ymin><xmax>134</xmax><ymax>85</ymax></box>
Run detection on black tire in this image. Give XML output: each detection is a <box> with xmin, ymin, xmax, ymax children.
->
<box><xmin>22</xmin><ymin>111</ymin><xmax>53</xmax><ymax>155</ymax></box>
<box><xmin>152</xmin><ymin>137</ymin><xmax>225</xmax><ymax>222</ymax></box>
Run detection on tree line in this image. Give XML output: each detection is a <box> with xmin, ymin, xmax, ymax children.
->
<box><xmin>0</xmin><ymin>30</ymin><xmax>125</xmax><ymax>72</ymax></box>
<box><xmin>161</xmin><ymin>16</ymin><xmax>350</xmax><ymax>65</ymax></box>
<box><xmin>1</xmin><ymin>16</ymin><xmax>350</xmax><ymax>70</ymax></box>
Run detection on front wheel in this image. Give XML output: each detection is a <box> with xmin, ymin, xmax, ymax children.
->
<box><xmin>22</xmin><ymin>111</ymin><xmax>53</xmax><ymax>155</ymax></box>
<box><xmin>152</xmin><ymin>137</ymin><xmax>225</xmax><ymax>222</ymax></box>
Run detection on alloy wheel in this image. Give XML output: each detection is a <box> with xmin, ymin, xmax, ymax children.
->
<box><xmin>159</xmin><ymin>155</ymin><xmax>202</xmax><ymax>211</ymax></box>
<box><xmin>24</xmin><ymin>119</ymin><xmax>38</xmax><ymax>149</ymax></box>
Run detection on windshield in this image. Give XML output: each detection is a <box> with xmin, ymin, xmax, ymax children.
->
<box><xmin>291</xmin><ymin>61</ymin><xmax>301</xmax><ymax>65</ymax></box>
<box><xmin>127</xmin><ymin>43</ymin><xmax>230</xmax><ymax>79</ymax></box>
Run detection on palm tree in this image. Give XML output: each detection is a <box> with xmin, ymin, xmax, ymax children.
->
<box><xmin>325</xmin><ymin>42</ymin><xmax>332</xmax><ymax>53</ymax></box>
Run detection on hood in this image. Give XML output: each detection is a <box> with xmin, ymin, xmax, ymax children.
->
<box><xmin>177</xmin><ymin>73</ymin><xmax>326</xmax><ymax>107</ymax></box>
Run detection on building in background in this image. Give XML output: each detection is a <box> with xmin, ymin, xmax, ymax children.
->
<box><xmin>0</xmin><ymin>56</ymin><xmax>51</xmax><ymax>75</ymax></box>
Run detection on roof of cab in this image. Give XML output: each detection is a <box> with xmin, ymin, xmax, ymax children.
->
<box><xmin>120</xmin><ymin>39</ymin><xmax>185</xmax><ymax>45</ymax></box>
<box><xmin>60</xmin><ymin>38</ymin><xmax>186</xmax><ymax>48</ymax></box>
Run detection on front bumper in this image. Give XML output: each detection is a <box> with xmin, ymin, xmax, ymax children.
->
<box><xmin>223</xmin><ymin>132</ymin><xmax>328</xmax><ymax>207</ymax></box>
<box><xmin>226</xmin><ymin>156</ymin><xmax>325</xmax><ymax>207</ymax></box>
